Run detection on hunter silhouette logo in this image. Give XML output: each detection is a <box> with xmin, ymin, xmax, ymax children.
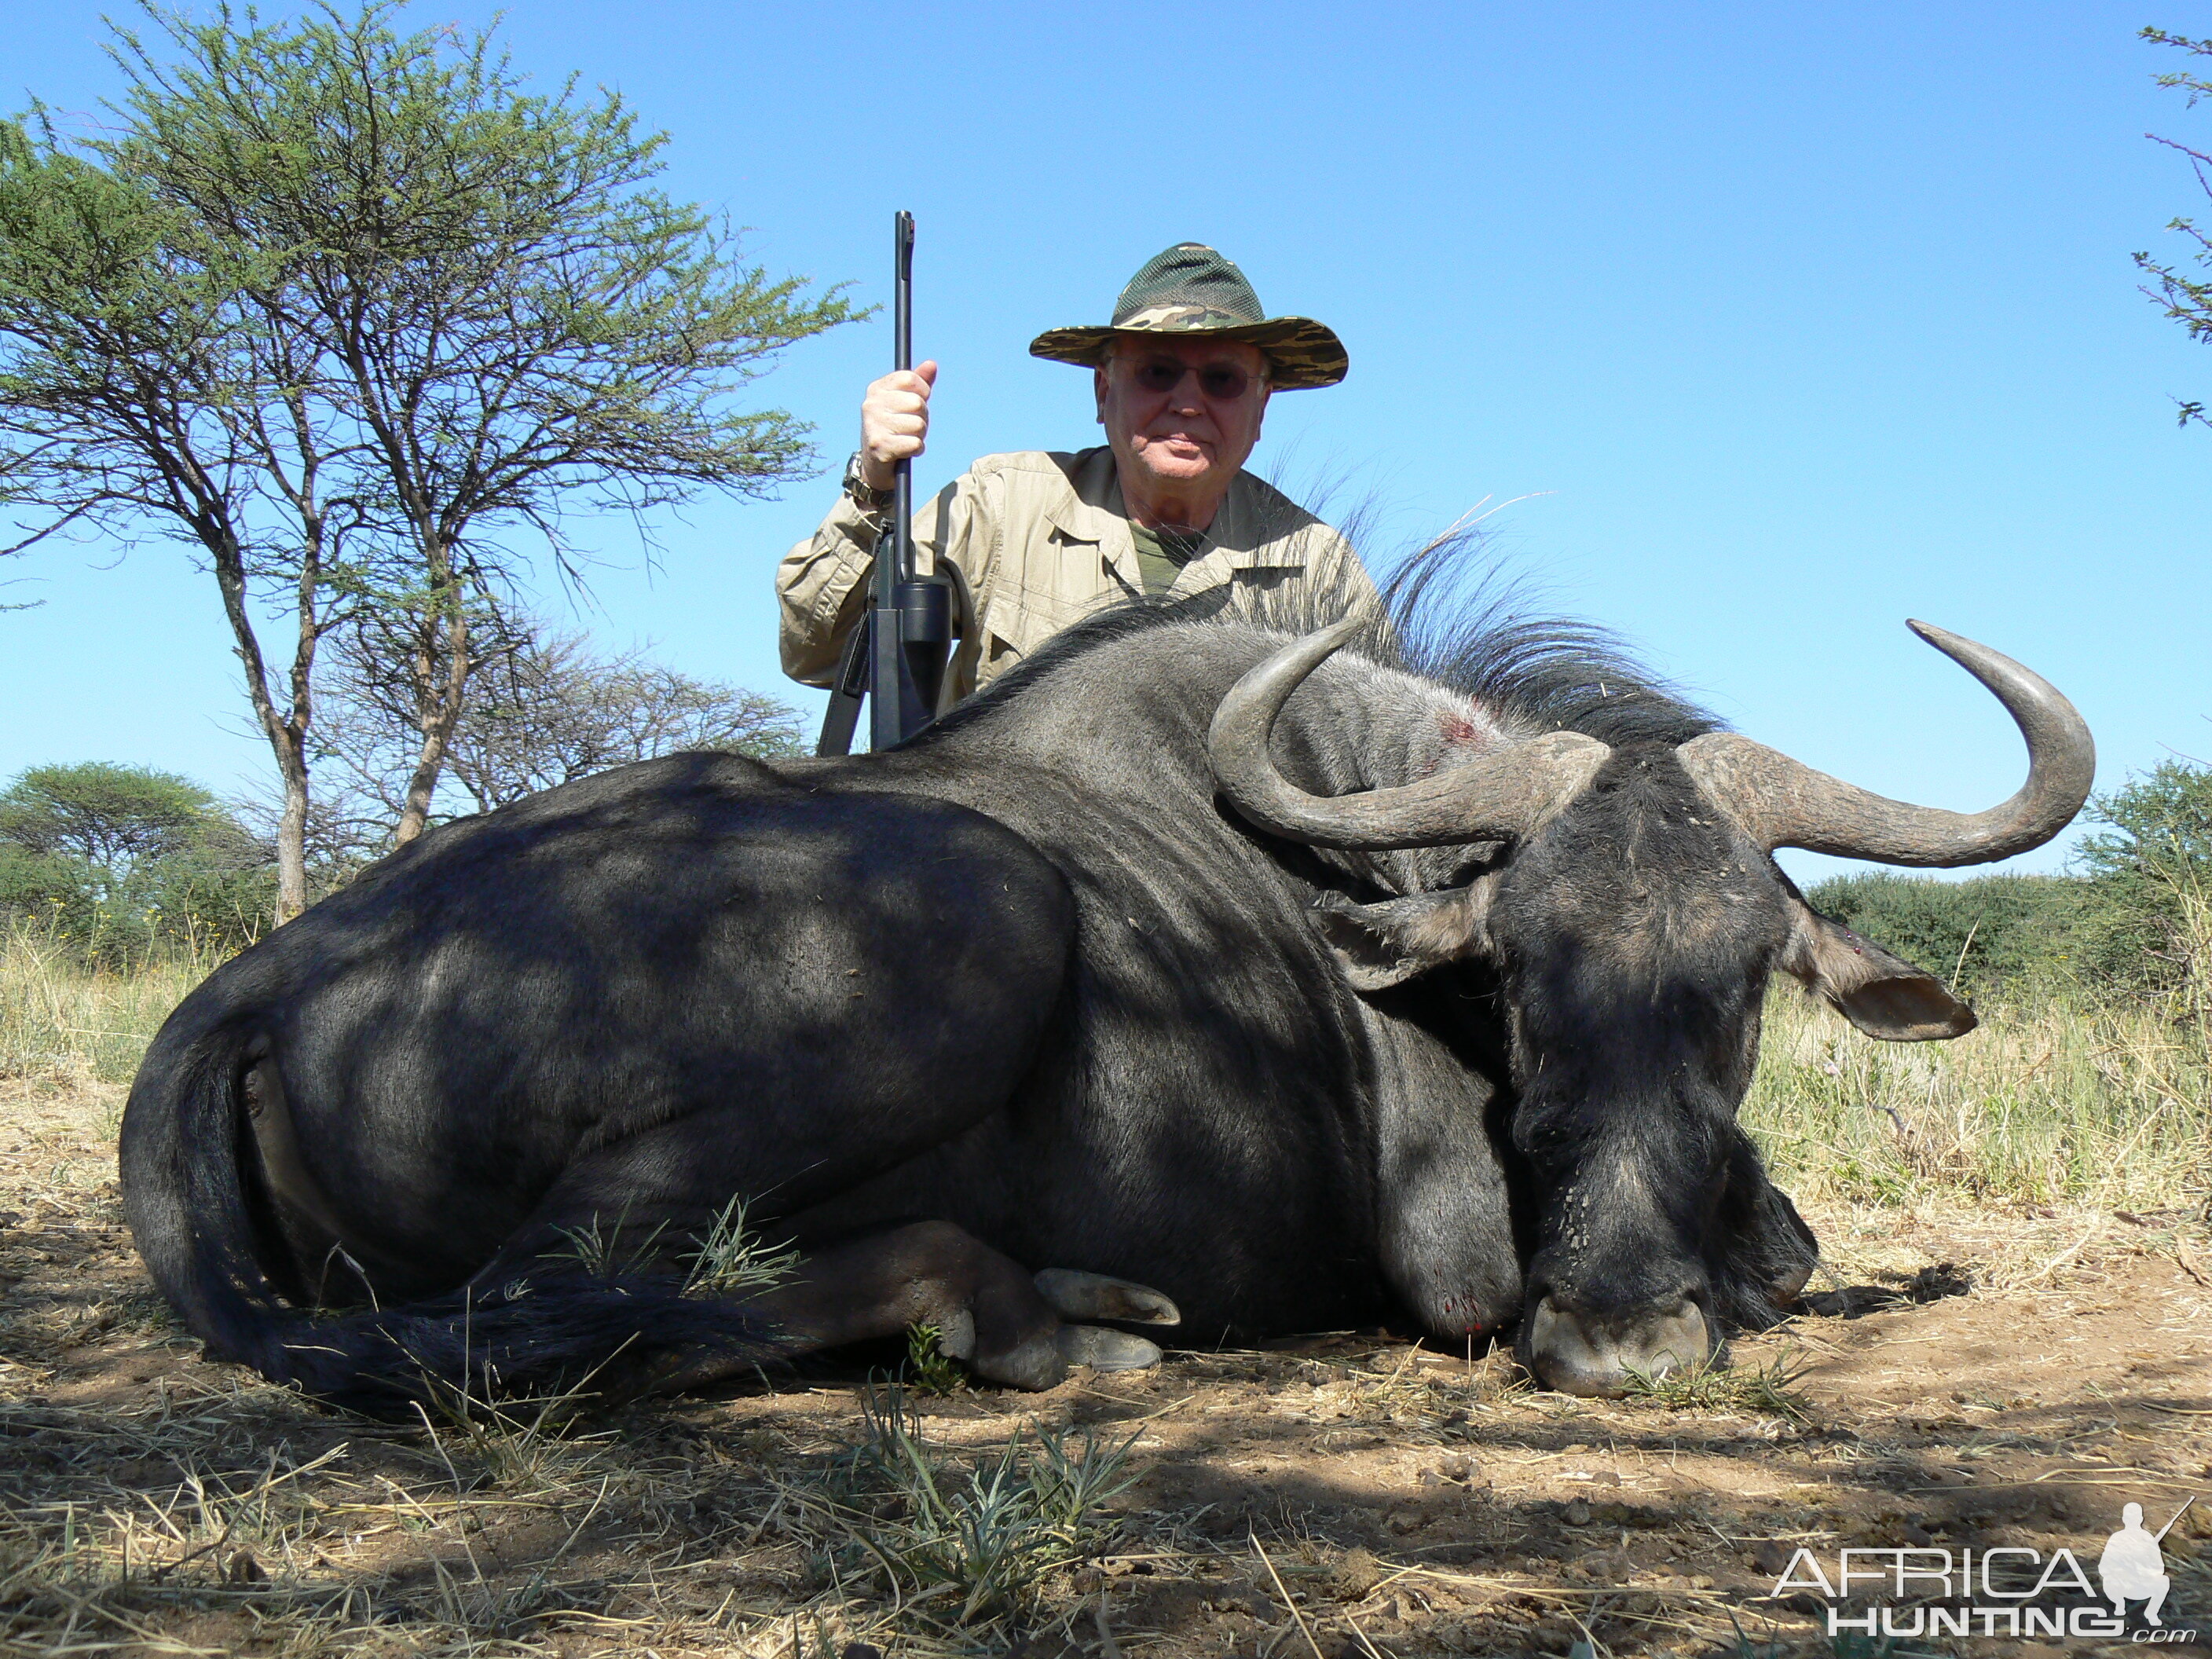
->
<box><xmin>2100</xmin><ymin>1500</ymin><xmax>2187</xmax><ymax>1628</ymax></box>
<box><xmin>1769</xmin><ymin>1496</ymin><xmax>2199</xmax><ymax>1642</ymax></box>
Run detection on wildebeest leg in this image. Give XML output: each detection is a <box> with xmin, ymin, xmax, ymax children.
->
<box><xmin>639</xmin><ymin>1220</ymin><xmax>1173</xmax><ymax>1394</ymax></box>
<box><xmin>463</xmin><ymin>1114</ymin><xmax>1179</xmax><ymax>1398</ymax></box>
<box><xmin>461</xmin><ymin>1005</ymin><xmax>1069</xmax><ymax>1304</ymax></box>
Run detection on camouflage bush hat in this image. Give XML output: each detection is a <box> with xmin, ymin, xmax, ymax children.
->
<box><xmin>1028</xmin><ymin>242</ymin><xmax>1347</xmax><ymax>390</ymax></box>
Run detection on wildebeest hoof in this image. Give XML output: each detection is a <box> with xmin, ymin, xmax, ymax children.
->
<box><xmin>1034</xmin><ymin>1269</ymin><xmax>1181</xmax><ymax>1326</ymax></box>
<box><xmin>973</xmin><ymin>1330</ymin><xmax>1071</xmax><ymax>1391</ymax></box>
<box><xmin>1056</xmin><ymin>1324</ymin><xmax>1163</xmax><ymax>1372</ymax></box>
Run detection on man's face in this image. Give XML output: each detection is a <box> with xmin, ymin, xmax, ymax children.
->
<box><xmin>1095</xmin><ymin>337</ymin><xmax>1271</xmax><ymax>504</ymax></box>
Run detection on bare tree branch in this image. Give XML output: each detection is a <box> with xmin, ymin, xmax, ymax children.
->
<box><xmin>312</xmin><ymin>615</ymin><xmax>804</xmax><ymax>826</ymax></box>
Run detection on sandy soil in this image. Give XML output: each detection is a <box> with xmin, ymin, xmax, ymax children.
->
<box><xmin>1</xmin><ymin>1075</ymin><xmax>2207</xmax><ymax>1658</ymax></box>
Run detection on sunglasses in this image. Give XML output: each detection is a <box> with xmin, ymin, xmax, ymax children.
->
<box><xmin>1127</xmin><ymin>357</ymin><xmax>1261</xmax><ymax>400</ymax></box>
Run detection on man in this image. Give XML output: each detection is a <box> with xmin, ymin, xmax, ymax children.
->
<box><xmin>778</xmin><ymin>243</ymin><xmax>1379</xmax><ymax>706</ymax></box>
<box><xmin>2099</xmin><ymin>1502</ymin><xmax>2173</xmax><ymax>1625</ymax></box>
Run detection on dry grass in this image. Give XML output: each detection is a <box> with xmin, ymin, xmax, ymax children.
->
<box><xmin>1744</xmin><ymin>885</ymin><xmax>2212</xmax><ymax>1214</ymax></box>
<box><xmin>0</xmin><ymin>924</ymin><xmax>2208</xmax><ymax>1655</ymax></box>
<box><xmin>1745</xmin><ymin>980</ymin><xmax>2211</xmax><ymax>1214</ymax></box>
<box><xmin>0</xmin><ymin>917</ymin><xmax>207</xmax><ymax>1093</ymax></box>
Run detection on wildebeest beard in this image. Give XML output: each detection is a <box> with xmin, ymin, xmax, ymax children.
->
<box><xmin>115</xmin><ymin>554</ymin><xmax>2089</xmax><ymax>1412</ymax></box>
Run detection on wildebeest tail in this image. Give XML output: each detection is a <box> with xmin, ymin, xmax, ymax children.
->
<box><xmin>119</xmin><ymin>1020</ymin><xmax>778</xmax><ymax>1419</ymax></box>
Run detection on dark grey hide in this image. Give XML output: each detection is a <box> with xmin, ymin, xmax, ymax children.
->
<box><xmin>119</xmin><ymin>608</ymin><xmax>2053</xmax><ymax>1413</ymax></box>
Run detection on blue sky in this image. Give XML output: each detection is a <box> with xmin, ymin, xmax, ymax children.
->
<box><xmin>5</xmin><ymin>2</ymin><xmax>2209</xmax><ymax>886</ymax></box>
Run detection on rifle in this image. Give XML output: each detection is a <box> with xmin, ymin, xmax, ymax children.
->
<box><xmin>2155</xmin><ymin>1496</ymin><xmax>2196</xmax><ymax>1544</ymax></box>
<box><xmin>816</xmin><ymin>211</ymin><xmax>951</xmax><ymax>756</ymax></box>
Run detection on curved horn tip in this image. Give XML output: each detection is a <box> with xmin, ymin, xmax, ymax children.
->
<box><xmin>1710</xmin><ymin>617</ymin><xmax>2093</xmax><ymax>867</ymax></box>
<box><xmin>1911</xmin><ymin>619</ymin><xmax>1964</xmax><ymax>654</ymax></box>
<box><xmin>1906</xmin><ymin>618</ymin><xmax>1966</xmax><ymax>653</ymax></box>
<box><xmin>1905</xmin><ymin>619</ymin><xmax>2027</xmax><ymax>679</ymax></box>
<box><xmin>1313</xmin><ymin>616</ymin><xmax>1365</xmax><ymax>650</ymax></box>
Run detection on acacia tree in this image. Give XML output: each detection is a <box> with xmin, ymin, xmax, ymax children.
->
<box><xmin>0</xmin><ymin>115</ymin><xmax>349</xmax><ymax>918</ymax></box>
<box><xmin>2139</xmin><ymin>27</ymin><xmax>2212</xmax><ymax>426</ymax></box>
<box><xmin>0</xmin><ymin>762</ymin><xmax>226</xmax><ymax>874</ymax></box>
<box><xmin>0</xmin><ymin>2</ymin><xmax>855</xmax><ymax>916</ymax></box>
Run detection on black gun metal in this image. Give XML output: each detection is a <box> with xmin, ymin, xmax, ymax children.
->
<box><xmin>817</xmin><ymin>212</ymin><xmax>951</xmax><ymax>756</ymax></box>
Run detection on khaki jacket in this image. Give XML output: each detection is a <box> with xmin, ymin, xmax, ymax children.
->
<box><xmin>778</xmin><ymin>447</ymin><xmax>1379</xmax><ymax>703</ymax></box>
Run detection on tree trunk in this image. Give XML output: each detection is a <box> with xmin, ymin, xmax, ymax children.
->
<box><xmin>273</xmin><ymin>729</ymin><xmax>310</xmax><ymax>922</ymax></box>
<box><xmin>390</xmin><ymin>582</ymin><xmax>471</xmax><ymax>848</ymax></box>
<box><xmin>274</xmin><ymin>507</ymin><xmax>325</xmax><ymax>921</ymax></box>
<box><xmin>206</xmin><ymin>518</ymin><xmax>315</xmax><ymax>921</ymax></box>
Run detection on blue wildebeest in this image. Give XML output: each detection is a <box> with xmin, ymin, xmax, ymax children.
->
<box><xmin>120</xmin><ymin>599</ymin><xmax>2090</xmax><ymax>1411</ymax></box>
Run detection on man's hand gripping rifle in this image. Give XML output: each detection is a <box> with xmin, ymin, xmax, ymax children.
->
<box><xmin>818</xmin><ymin>212</ymin><xmax>955</xmax><ymax>755</ymax></box>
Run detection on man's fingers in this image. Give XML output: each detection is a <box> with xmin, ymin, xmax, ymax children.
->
<box><xmin>859</xmin><ymin>362</ymin><xmax>936</xmax><ymax>484</ymax></box>
<box><xmin>870</xmin><ymin>366</ymin><xmax>936</xmax><ymax>401</ymax></box>
<box><xmin>868</xmin><ymin>410</ymin><xmax>926</xmax><ymax>446</ymax></box>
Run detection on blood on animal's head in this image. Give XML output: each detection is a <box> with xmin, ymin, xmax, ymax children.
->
<box><xmin>1415</xmin><ymin>704</ymin><xmax>1505</xmax><ymax>778</ymax></box>
<box><xmin>1437</xmin><ymin>700</ymin><xmax>1511</xmax><ymax>755</ymax></box>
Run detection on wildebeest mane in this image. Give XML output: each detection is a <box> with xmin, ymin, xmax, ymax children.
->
<box><xmin>946</xmin><ymin>520</ymin><xmax>1719</xmax><ymax>749</ymax></box>
<box><xmin>1367</xmin><ymin>532</ymin><xmax>1719</xmax><ymax>748</ymax></box>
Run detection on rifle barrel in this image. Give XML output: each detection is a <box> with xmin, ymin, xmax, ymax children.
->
<box><xmin>892</xmin><ymin>210</ymin><xmax>915</xmax><ymax>583</ymax></box>
<box><xmin>2155</xmin><ymin>1496</ymin><xmax>2196</xmax><ymax>1543</ymax></box>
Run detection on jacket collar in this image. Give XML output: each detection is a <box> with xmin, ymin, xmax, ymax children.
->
<box><xmin>1044</xmin><ymin>447</ymin><xmax>1308</xmax><ymax>575</ymax></box>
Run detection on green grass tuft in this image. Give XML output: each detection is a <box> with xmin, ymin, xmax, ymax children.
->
<box><xmin>1619</xmin><ymin>1351</ymin><xmax>1815</xmax><ymax>1423</ymax></box>
<box><xmin>902</xmin><ymin>1320</ymin><xmax>967</xmax><ymax>1397</ymax></box>
<box><xmin>784</xmin><ymin>1381</ymin><xmax>1137</xmax><ymax>1628</ymax></box>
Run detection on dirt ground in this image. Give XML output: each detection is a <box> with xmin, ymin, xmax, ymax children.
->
<box><xmin>2</xmin><ymin>1075</ymin><xmax>2208</xmax><ymax>1658</ymax></box>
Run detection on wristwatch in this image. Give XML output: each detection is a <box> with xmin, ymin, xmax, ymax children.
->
<box><xmin>842</xmin><ymin>450</ymin><xmax>893</xmax><ymax>512</ymax></box>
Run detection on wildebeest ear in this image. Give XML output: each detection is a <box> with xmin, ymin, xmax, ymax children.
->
<box><xmin>1313</xmin><ymin>887</ymin><xmax>1491</xmax><ymax>992</ymax></box>
<box><xmin>1780</xmin><ymin>903</ymin><xmax>1976</xmax><ymax>1042</ymax></box>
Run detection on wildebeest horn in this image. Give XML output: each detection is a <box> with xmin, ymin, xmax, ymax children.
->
<box><xmin>1675</xmin><ymin>621</ymin><xmax>2096</xmax><ymax>866</ymax></box>
<box><xmin>1207</xmin><ymin>620</ymin><xmax>1610</xmax><ymax>851</ymax></box>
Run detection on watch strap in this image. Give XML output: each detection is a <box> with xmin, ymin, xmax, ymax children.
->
<box><xmin>843</xmin><ymin>451</ymin><xmax>893</xmax><ymax>512</ymax></box>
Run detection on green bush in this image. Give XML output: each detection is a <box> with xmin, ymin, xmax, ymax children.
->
<box><xmin>0</xmin><ymin>762</ymin><xmax>276</xmax><ymax>965</ymax></box>
<box><xmin>2071</xmin><ymin>757</ymin><xmax>2212</xmax><ymax>998</ymax></box>
<box><xmin>1803</xmin><ymin>871</ymin><xmax>2091</xmax><ymax>995</ymax></box>
<box><xmin>0</xmin><ymin>844</ymin><xmax>102</xmax><ymax>929</ymax></box>
<box><xmin>115</xmin><ymin>851</ymin><xmax>279</xmax><ymax>958</ymax></box>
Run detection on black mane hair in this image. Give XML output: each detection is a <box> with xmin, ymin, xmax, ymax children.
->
<box><xmin>938</xmin><ymin>522</ymin><xmax>1721</xmax><ymax>749</ymax></box>
<box><xmin>1368</xmin><ymin>532</ymin><xmax>1719</xmax><ymax>748</ymax></box>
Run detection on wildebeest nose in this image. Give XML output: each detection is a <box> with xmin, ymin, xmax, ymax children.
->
<box><xmin>1520</xmin><ymin>1293</ymin><xmax>1715</xmax><ymax>1398</ymax></box>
